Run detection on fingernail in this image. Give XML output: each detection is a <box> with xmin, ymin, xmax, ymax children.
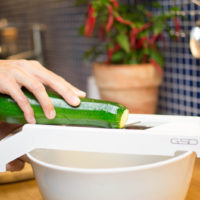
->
<box><xmin>30</xmin><ymin>118</ymin><xmax>36</xmax><ymax>124</ymax></box>
<box><xmin>71</xmin><ymin>96</ymin><xmax>80</xmax><ymax>105</ymax></box>
<box><xmin>49</xmin><ymin>110</ymin><xmax>56</xmax><ymax>119</ymax></box>
<box><xmin>79</xmin><ymin>91</ymin><xmax>86</xmax><ymax>97</ymax></box>
<box><xmin>27</xmin><ymin>116</ymin><xmax>36</xmax><ymax>124</ymax></box>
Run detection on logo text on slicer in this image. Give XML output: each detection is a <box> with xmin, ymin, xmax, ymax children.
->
<box><xmin>170</xmin><ymin>138</ymin><xmax>198</xmax><ymax>145</ymax></box>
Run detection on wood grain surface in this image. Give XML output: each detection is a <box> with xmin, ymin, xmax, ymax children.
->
<box><xmin>186</xmin><ymin>158</ymin><xmax>200</xmax><ymax>200</ymax></box>
<box><xmin>0</xmin><ymin>180</ymin><xmax>42</xmax><ymax>200</ymax></box>
<box><xmin>0</xmin><ymin>159</ymin><xmax>199</xmax><ymax>200</ymax></box>
<box><xmin>0</xmin><ymin>163</ymin><xmax>34</xmax><ymax>184</ymax></box>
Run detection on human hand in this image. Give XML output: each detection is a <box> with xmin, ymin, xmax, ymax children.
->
<box><xmin>0</xmin><ymin>59</ymin><xmax>86</xmax><ymax>124</ymax></box>
<box><xmin>0</xmin><ymin>59</ymin><xmax>86</xmax><ymax>171</ymax></box>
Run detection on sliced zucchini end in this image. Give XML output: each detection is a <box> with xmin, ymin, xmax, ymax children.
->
<box><xmin>119</xmin><ymin>109</ymin><xmax>129</xmax><ymax>128</ymax></box>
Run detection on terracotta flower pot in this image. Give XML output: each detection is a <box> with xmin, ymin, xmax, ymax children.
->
<box><xmin>93</xmin><ymin>63</ymin><xmax>162</xmax><ymax>114</ymax></box>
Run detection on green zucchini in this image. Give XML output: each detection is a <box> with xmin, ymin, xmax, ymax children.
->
<box><xmin>0</xmin><ymin>90</ymin><xmax>129</xmax><ymax>128</ymax></box>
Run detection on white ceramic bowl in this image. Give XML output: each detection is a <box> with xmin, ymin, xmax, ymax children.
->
<box><xmin>28</xmin><ymin>149</ymin><xmax>195</xmax><ymax>200</ymax></box>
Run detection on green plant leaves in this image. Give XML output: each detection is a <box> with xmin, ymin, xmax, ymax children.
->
<box><xmin>142</xmin><ymin>47</ymin><xmax>150</xmax><ymax>55</ymax></box>
<box><xmin>84</xmin><ymin>47</ymin><xmax>96</xmax><ymax>60</ymax></box>
<box><xmin>170</xmin><ymin>6</ymin><xmax>180</xmax><ymax>12</ymax></box>
<box><xmin>79</xmin><ymin>25</ymin><xmax>85</xmax><ymax>35</ymax></box>
<box><xmin>152</xmin><ymin>2</ymin><xmax>162</xmax><ymax>9</ymax></box>
<box><xmin>76</xmin><ymin>0</ymin><xmax>182</xmax><ymax>65</ymax></box>
<box><xmin>84</xmin><ymin>46</ymin><xmax>103</xmax><ymax>61</ymax></box>
<box><xmin>150</xmin><ymin>48</ymin><xmax>164</xmax><ymax>67</ymax></box>
<box><xmin>129</xmin><ymin>52</ymin><xmax>139</xmax><ymax>64</ymax></box>
<box><xmin>111</xmin><ymin>51</ymin><xmax>124</xmax><ymax>63</ymax></box>
<box><xmin>75</xmin><ymin>0</ymin><xmax>89</xmax><ymax>6</ymax></box>
<box><xmin>116</xmin><ymin>33</ymin><xmax>130</xmax><ymax>53</ymax></box>
<box><xmin>153</xmin><ymin>20</ymin><xmax>164</xmax><ymax>35</ymax></box>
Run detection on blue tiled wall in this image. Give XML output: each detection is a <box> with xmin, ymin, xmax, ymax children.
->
<box><xmin>154</xmin><ymin>0</ymin><xmax>200</xmax><ymax>115</ymax></box>
<box><xmin>0</xmin><ymin>0</ymin><xmax>200</xmax><ymax>115</ymax></box>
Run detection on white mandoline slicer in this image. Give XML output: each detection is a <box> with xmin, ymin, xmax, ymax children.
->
<box><xmin>1</xmin><ymin>114</ymin><xmax>200</xmax><ymax>172</ymax></box>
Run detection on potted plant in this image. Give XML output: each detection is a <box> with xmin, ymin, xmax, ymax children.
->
<box><xmin>77</xmin><ymin>0</ymin><xmax>181</xmax><ymax>113</ymax></box>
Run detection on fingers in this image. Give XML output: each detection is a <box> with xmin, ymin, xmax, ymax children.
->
<box><xmin>0</xmin><ymin>123</ymin><xmax>22</xmax><ymax>140</ymax></box>
<box><xmin>4</xmin><ymin>80</ymin><xmax>36</xmax><ymax>124</ymax></box>
<box><xmin>6</xmin><ymin>159</ymin><xmax>25</xmax><ymax>172</ymax></box>
<box><xmin>0</xmin><ymin>59</ymin><xmax>86</xmax><ymax>123</ymax></box>
<box><xmin>14</xmin><ymin>69</ymin><xmax>56</xmax><ymax>119</ymax></box>
<box><xmin>20</xmin><ymin>155</ymin><xmax>31</xmax><ymax>163</ymax></box>
<box><xmin>46</xmin><ymin>77</ymin><xmax>82</xmax><ymax>106</ymax></box>
<box><xmin>31</xmin><ymin>60</ymin><xmax>86</xmax><ymax>97</ymax></box>
<box><xmin>6</xmin><ymin>155</ymin><xmax>29</xmax><ymax>172</ymax></box>
<box><xmin>37</xmin><ymin>69</ymin><xmax>86</xmax><ymax>106</ymax></box>
<box><xmin>20</xmin><ymin>60</ymin><xmax>86</xmax><ymax>106</ymax></box>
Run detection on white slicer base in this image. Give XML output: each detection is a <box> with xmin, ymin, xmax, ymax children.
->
<box><xmin>0</xmin><ymin>114</ymin><xmax>200</xmax><ymax>172</ymax></box>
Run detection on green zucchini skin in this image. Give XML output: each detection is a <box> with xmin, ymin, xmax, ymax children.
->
<box><xmin>0</xmin><ymin>90</ymin><xmax>128</xmax><ymax>128</ymax></box>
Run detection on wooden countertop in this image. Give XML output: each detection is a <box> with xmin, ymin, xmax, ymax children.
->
<box><xmin>186</xmin><ymin>158</ymin><xmax>200</xmax><ymax>200</ymax></box>
<box><xmin>0</xmin><ymin>180</ymin><xmax>42</xmax><ymax>200</ymax></box>
<box><xmin>0</xmin><ymin>159</ymin><xmax>200</xmax><ymax>200</ymax></box>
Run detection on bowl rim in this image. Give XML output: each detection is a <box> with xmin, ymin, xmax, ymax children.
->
<box><xmin>27</xmin><ymin>150</ymin><xmax>195</xmax><ymax>174</ymax></box>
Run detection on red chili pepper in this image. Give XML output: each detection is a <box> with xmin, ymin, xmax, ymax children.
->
<box><xmin>114</xmin><ymin>43</ymin><xmax>121</xmax><ymax>51</ymax></box>
<box><xmin>137</xmin><ymin>22</ymin><xmax>152</xmax><ymax>32</ymax></box>
<box><xmin>174</xmin><ymin>17</ymin><xmax>181</xmax><ymax>41</ymax></box>
<box><xmin>159</xmin><ymin>33</ymin><xmax>166</xmax><ymax>48</ymax></box>
<box><xmin>149</xmin><ymin>34</ymin><xmax>159</xmax><ymax>47</ymax></box>
<box><xmin>152</xmin><ymin>34</ymin><xmax>158</xmax><ymax>43</ymax></box>
<box><xmin>136</xmin><ymin>36</ymin><xmax>148</xmax><ymax>49</ymax></box>
<box><xmin>136</xmin><ymin>39</ymin><xmax>143</xmax><ymax>49</ymax></box>
<box><xmin>84</xmin><ymin>4</ymin><xmax>96</xmax><ymax>37</ymax></box>
<box><xmin>110</xmin><ymin>0</ymin><xmax>119</xmax><ymax>8</ymax></box>
<box><xmin>106</xmin><ymin>43</ymin><xmax>121</xmax><ymax>63</ymax></box>
<box><xmin>146</xmin><ymin>11</ymin><xmax>152</xmax><ymax>18</ymax></box>
<box><xmin>130</xmin><ymin>23</ymin><xmax>151</xmax><ymax>49</ymax></box>
<box><xmin>98</xmin><ymin>25</ymin><xmax>106</xmax><ymax>41</ymax></box>
<box><xmin>130</xmin><ymin>28</ymin><xmax>138</xmax><ymax>49</ymax></box>
<box><xmin>107</xmin><ymin>48</ymin><xmax>113</xmax><ymax>64</ymax></box>
<box><xmin>116</xmin><ymin>15</ymin><xmax>133</xmax><ymax>26</ymax></box>
<box><xmin>150</xmin><ymin>58</ymin><xmax>163</xmax><ymax>76</ymax></box>
<box><xmin>142</xmin><ymin>55</ymin><xmax>147</xmax><ymax>63</ymax></box>
<box><xmin>106</xmin><ymin>5</ymin><xmax>114</xmax><ymax>32</ymax></box>
<box><xmin>174</xmin><ymin>17</ymin><xmax>181</xmax><ymax>32</ymax></box>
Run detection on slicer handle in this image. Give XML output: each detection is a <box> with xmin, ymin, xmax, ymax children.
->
<box><xmin>0</xmin><ymin>125</ymin><xmax>35</xmax><ymax>172</ymax></box>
